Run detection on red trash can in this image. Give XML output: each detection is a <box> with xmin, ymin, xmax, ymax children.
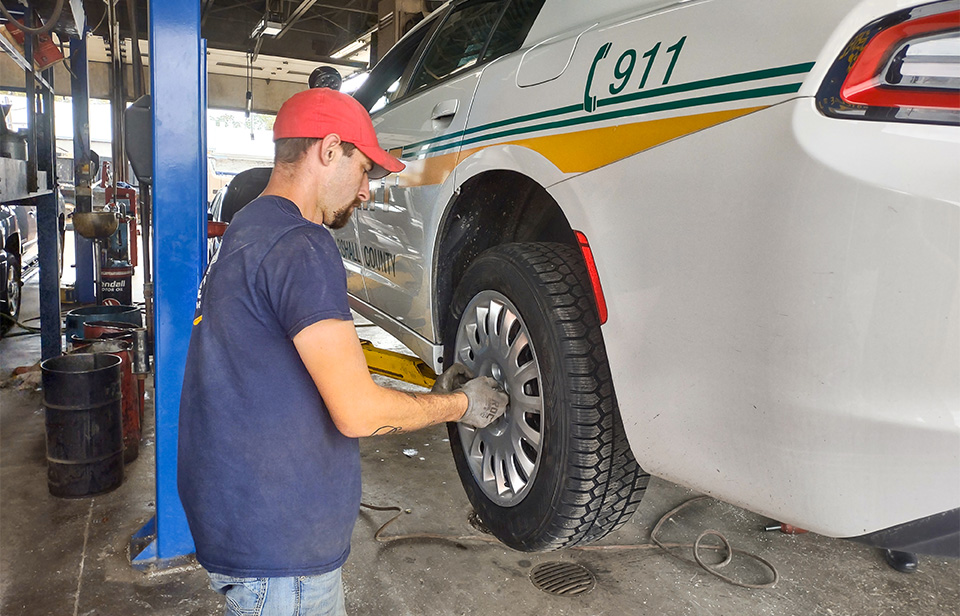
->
<box><xmin>74</xmin><ymin>338</ymin><xmax>140</xmax><ymax>463</ymax></box>
<box><xmin>83</xmin><ymin>321</ymin><xmax>147</xmax><ymax>434</ymax></box>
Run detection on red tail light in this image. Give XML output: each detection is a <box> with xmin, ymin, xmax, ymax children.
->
<box><xmin>574</xmin><ymin>231</ymin><xmax>608</xmax><ymax>325</ymax></box>
<box><xmin>817</xmin><ymin>1</ymin><xmax>960</xmax><ymax>126</ymax></box>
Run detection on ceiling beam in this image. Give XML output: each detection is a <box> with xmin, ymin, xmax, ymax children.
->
<box><xmin>310</xmin><ymin>3</ymin><xmax>378</xmax><ymax>15</ymax></box>
<box><xmin>200</xmin><ymin>0</ymin><xmax>217</xmax><ymax>25</ymax></box>
<box><xmin>277</xmin><ymin>0</ymin><xmax>318</xmax><ymax>38</ymax></box>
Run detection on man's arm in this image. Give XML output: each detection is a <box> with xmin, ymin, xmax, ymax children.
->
<box><xmin>293</xmin><ymin>318</ymin><xmax>468</xmax><ymax>438</ymax></box>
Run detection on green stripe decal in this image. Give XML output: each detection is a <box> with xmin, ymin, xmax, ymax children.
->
<box><xmin>400</xmin><ymin>102</ymin><xmax>583</xmax><ymax>157</ymax></box>
<box><xmin>597</xmin><ymin>62</ymin><xmax>814</xmax><ymax>108</ymax></box>
<box><xmin>408</xmin><ymin>82</ymin><xmax>802</xmax><ymax>157</ymax></box>
<box><xmin>400</xmin><ymin>61</ymin><xmax>814</xmax><ymax>157</ymax></box>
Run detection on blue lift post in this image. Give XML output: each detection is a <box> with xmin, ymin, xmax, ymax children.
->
<box><xmin>70</xmin><ymin>36</ymin><xmax>96</xmax><ymax>304</ymax></box>
<box><xmin>22</xmin><ymin>19</ymin><xmax>62</xmax><ymax>362</ymax></box>
<box><xmin>35</xmin><ymin>66</ymin><xmax>60</xmax><ymax>361</ymax></box>
<box><xmin>131</xmin><ymin>0</ymin><xmax>205</xmax><ymax>567</ymax></box>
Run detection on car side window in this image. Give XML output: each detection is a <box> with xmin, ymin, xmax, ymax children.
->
<box><xmin>482</xmin><ymin>0</ymin><xmax>546</xmax><ymax>62</ymax></box>
<box><xmin>354</xmin><ymin>12</ymin><xmax>444</xmax><ymax>113</ymax></box>
<box><xmin>408</xmin><ymin>0</ymin><xmax>507</xmax><ymax>93</ymax></box>
<box><xmin>209</xmin><ymin>189</ymin><xmax>224</xmax><ymax>221</ymax></box>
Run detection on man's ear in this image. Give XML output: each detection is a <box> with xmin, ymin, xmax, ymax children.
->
<box><xmin>318</xmin><ymin>134</ymin><xmax>342</xmax><ymax>167</ymax></box>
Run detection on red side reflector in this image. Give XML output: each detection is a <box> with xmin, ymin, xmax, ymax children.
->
<box><xmin>574</xmin><ymin>231</ymin><xmax>608</xmax><ymax>325</ymax></box>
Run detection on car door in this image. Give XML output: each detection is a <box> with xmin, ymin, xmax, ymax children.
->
<box><xmin>296</xmin><ymin>167</ymin><xmax>366</xmax><ymax>300</ymax></box>
<box><xmin>13</xmin><ymin>205</ymin><xmax>36</xmax><ymax>265</ymax></box>
<box><xmin>327</xmin><ymin>215</ymin><xmax>368</xmax><ymax>302</ymax></box>
<box><xmin>352</xmin><ymin>0</ymin><xmax>513</xmax><ymax>335</ymax></box>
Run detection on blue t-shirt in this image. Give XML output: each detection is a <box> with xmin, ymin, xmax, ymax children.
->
<box><xmin>178</xmin><ymin>195</ymin><xmax>359</xmax><ymax>577</ymax></box>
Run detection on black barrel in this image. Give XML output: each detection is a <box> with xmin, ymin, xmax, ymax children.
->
<box><xmin>41</xmin><ymin>353</ymin><xmax>124</xmax><ymax>498</ymax></box>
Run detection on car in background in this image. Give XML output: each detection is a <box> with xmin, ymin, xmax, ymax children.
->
<box><xmin>0</xmin><ymin>203</ymin><xmax>24</xmax><ymax>334</ymax></box>
<box><xmin>206</xmin><ymin>167</ymin><xmax>272</xmax><ymax>263</ymax></box>
<box><xmin>338</xmin><ymin>0</ymin><xmax>960</xmax><ymax>555</ymax></box>
<box><xmin>0</xmin><ymin>195</ymin><xmax>65</xmax><ymax>335</ymax></box>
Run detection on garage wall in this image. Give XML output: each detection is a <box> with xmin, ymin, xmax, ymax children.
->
<box><xmin>0</xmin><ymin>54</ymin><xmax>300</xmax><ymax>114</ymax></box>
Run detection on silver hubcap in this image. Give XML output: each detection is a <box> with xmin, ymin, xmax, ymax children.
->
<box><xmin>455</xmin><ymin>290</ymin><xmax>544</xmax><ymax>506</ymax></box>
<box><xmin>5</xmin><ymin>262</ymin><xmax>18</xmax><ymax>316</ymax></box>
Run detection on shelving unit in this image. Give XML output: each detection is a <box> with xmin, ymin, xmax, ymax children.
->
<box><xmin>0</xmin><ymin>11</ymin><xmax>62</xmax><ymax>360</ymax></box>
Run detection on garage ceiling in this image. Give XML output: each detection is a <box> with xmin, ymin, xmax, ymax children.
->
<box><xmin>80</xmin><ymin>0</ymin><xmax>442</xmax><ymax>70</ymax></box>
<box><xmin>196</xmin><ymin>0</ymin><xmax>380</xmax><ymax>65</ymax></box>
<box><xmin>1</xmin><ymin>1</ymin><xmax>441</xmax><ymax>111</ymax></box>
<box><xmin>84</xmin><ymin>36</ymin><xmax>358</xmax><ymax>86</ymax></box>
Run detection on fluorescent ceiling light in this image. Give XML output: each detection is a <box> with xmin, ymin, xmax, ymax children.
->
<box><xmin>252</xmin><ymin>14</ymin><xmax>283</xmax><ymax>38</ymax></box>
<box><xmin>332</xmin><ymin>39</ymin><xmax>368</xmax><ymax>59</ymax></box>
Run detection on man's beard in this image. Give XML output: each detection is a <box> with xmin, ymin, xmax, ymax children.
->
<box><xmin>329</xmin><ymin>198</ymin><xmax>362</xmax><ymax>229</ymax></box>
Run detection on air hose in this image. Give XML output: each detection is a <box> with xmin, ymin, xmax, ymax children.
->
<box><xmin>0</xmin><ymin>0</ymin><xmax>64</xmax><ymax>36</ymax></box>
<box><xmin>360</xmin><ymin>495</ymin><xmax>779</xmax><ymax>590</ymax></box>
<box><xmin>0</xmin><ymin>311</ymin><xmax>41</xmax><ymax>334</ymax></box>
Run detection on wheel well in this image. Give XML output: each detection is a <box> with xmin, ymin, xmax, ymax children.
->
<box><xmin>435</xmin><ymin>170</ymin><xmax>577</xmax><ymax>340</ymax></box>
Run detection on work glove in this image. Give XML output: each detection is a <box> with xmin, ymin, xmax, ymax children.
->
<box><xmin>458</xmin><ymin>376</ymin><xmax>509</xmax><ymax>429</ymax></box>
<box><xmin>431</xmin><ymin>363</ymin><xmax>474</xmax><ymax>394</ymax></box>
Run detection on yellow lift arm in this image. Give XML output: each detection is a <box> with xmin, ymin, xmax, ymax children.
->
<box><xmin>360</xmin><ymin>339</ymin><xmax>437</xmax><ymax>389</ymax></box>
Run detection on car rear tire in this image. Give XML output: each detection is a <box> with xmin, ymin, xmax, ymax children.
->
<box><xmin>445</xmin><ymin>242</ymin><xmax>649</xmax><ymax>551</ymax></box>
<box><xmin>1</xmin><ymin>252</ymin><xmax>22</xmax><ymax>336</ymax></box>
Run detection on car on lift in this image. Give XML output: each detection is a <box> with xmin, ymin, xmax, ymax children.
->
<box><xmin>339</xmin><ymin>0</ymin><xmax>960</xmax><ymax>555</ymax></box>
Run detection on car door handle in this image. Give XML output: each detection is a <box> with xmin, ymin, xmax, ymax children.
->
<box><xmin>431</xmin><ymin>99</ymin><xmax>459</xmax><ymax>121</ymax></box>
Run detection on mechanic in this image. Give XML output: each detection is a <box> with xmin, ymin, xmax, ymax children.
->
<box><xmin>177</xmin><ymin>87</ymin><xmax>508</xmax><ymax>616</ymax></box>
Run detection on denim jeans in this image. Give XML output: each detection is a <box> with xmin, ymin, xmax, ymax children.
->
<box><xmin>208</xmin><ymin>568</ymin><xmax>346</xmax><ymax>616</ymax></box>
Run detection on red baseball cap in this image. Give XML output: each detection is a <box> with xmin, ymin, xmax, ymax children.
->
<box><xmin>273</xmin><ymin>88</ymin><xmax>404</xmax><ymax>179</ymax></box>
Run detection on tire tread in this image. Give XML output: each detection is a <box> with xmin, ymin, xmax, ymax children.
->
<box><xmin>455</xmin><ymin>242</ymin><xmax>649</xmax><ymax>551</ymax></box>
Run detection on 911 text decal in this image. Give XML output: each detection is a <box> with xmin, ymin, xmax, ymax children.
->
<box><xmin>585</xmin><ymin>37</ymin><xmax>687</xmax><ymax>112</ymax></box>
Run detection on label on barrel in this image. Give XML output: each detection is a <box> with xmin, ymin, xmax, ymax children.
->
<box><xmin>100</xmin><ymin>267</ymin><xmax>133</xmax><ymax>306</ymax></box>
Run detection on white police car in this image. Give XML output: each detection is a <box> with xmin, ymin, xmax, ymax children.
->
<box><xmin>333</xmin><ymin>0</ymin><xmax>960</xmax><ymax>554</ymax></box>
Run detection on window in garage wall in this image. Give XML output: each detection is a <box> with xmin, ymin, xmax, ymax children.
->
<box><xmin>0</xmin><ymin>91</ymin><xmax>275</xmax><ymax>202</ymax></box>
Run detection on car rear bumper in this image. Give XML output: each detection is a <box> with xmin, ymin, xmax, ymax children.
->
<box><xmin>851</xmin><ymin>509</ymin><xmax>960</xmax><ymax>558</ymax></box>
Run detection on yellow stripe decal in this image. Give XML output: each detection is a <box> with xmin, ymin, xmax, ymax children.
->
<box><xmin>397</xmin><ymin>106</ymin><xmax>765</xmax><ymax>186</ymax></box>
<box><xmin>396</xmin><ymin>150</ymin><xmax>463</xmax><ymax>188</ymax></box>
<box><xmin>193</xmin><ymin>315</ymin><xmax>202</xmax><ymax>326</ymax></box>
<box><xmin>508</xmin><ymin>106</ymin><xmax>764</xmax><ymax>173</ymax></box>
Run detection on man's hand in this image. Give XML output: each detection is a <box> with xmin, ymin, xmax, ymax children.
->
<box><xmin>431</xmin><ymin>363</ymin><xmax>474</xmax><ymax>393</ymax></box>
<box><xmin>459</xmin><ymin>377</ymin><xmax>509</xmax><ymax>429</ymax></box>
<box><xmin>294</xmin><ymin>319</ymin><xmax>468</xmax><ymax>437</ymax></box>
<box><xmin>431</xmin><ymin>364</ymin><xmax>508</xmax><ymax>428</ymax></box>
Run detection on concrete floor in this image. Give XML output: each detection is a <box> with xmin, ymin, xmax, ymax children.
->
<box><xmin>2</xmin><ymin>273</ymin><xmax>959</xmax><ymax>616</ymax></box>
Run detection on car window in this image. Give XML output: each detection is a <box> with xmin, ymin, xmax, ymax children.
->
<box><xmin>209</xmin><ymin>188</ymin><xmax>224</xmax><ymax>221</ymax></box>
<box><xmin>408</xmin><ymin>0</ymin><xmax>507</xmax><ymax>93</ymax></box>
<box><xmin>482</xmin><ymin>0</ymin><xmax>546</xmax><ymax>62</ymax></box>
<box><xmin>354</xmin><ymin>11</ymin><xmax>445</xmax><ymax>113</ymax></box>
<box><xmin>370</xmin><ymin>78</ymin><xmax>402</xmax><ymax>114</ymax></box>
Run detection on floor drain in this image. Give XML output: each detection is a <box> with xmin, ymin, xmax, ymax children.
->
<box><xmin>529</xmin><ymin>562</ymin><xmax>596</xmax><ymax>596</ymax></box>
